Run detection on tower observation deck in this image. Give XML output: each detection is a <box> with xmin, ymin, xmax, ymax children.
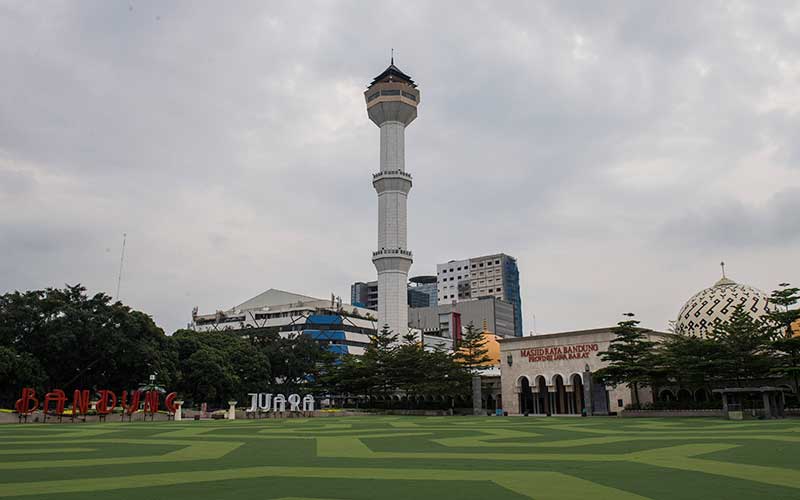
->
<box><xmin>365</xmin><ymin>61</ymin><xmax>420</xmax><ymax>336</ymax></box>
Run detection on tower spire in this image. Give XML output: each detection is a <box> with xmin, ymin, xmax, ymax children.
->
<box><xmin>365</xmin><ymin>61</ymin><xmax>420</xmax><ymax>337</ymax></box>
<box><xmin>391</xmin><ymin>48</ymin><xmax>394</xmax><ymax>65</ymax></box>
<box><xmin>720</xmin><ymin>261</ymin><xmax>726</xmax><ymax>278</ymax></box>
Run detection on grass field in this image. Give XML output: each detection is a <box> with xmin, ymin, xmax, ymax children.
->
<box><xmin>1</xmin><ymin>416</ymin><xmax>799</xmax><ymax>499</ymax></box>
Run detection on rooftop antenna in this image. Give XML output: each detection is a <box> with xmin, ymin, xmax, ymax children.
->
<box><xmin>720</xmin><ymin>261</ymin><xmax>726</xmax><ymax>278</ymax></box>
<box><xmin>391</xmin><ymin>48</ymin><xmax>394</xmax><ymax>65</ymax></box>
<box><xmin>115</xmin><ymin>233</ymin><xmax>127</xmax><ymax>301</ymax></box>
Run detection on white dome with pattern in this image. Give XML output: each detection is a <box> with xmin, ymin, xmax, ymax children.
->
<box><xmin>675</xmin><ymin>276</ymin><xmax>776</xmax><ymax>337</ymax></box>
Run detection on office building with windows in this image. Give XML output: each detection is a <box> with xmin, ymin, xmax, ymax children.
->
<box><xmin>408</xmin><ymin>275</ymin><xmax>437</xmax><ymax>308</ymax></box>
<box><xmin>409</xmin><ymin>295</ymin><xmax>517</xmax><ymax>338</ymax></box>
<box><xmin>190</xmin><ymin>289</ymin><xmax>377</xmax><ymax>355</ymax></box>
<box><xmin>351</xmin><ymin>276</ymin><xmax>437</xmax><ymax>311</ymax></box>
<box><xmin>437</xmin><ymin>253</ymin><xmax>523</xmax><ymax>336</ymax></box>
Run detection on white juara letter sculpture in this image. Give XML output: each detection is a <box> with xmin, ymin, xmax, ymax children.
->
<box><xmin>258</xmin><ymin>393</ymin><xmax>272</xmax><ymax>411</ymax></box>
<box><xmin>247</xmin><ymin>393</ymin><xmax>314</xmax><ymax>413</ymax></box>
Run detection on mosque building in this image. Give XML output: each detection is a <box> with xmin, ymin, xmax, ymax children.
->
<box><xmin>497</xmin><ymin>266</ymin><xmax>789</xmax><ymax>416</ymax></box>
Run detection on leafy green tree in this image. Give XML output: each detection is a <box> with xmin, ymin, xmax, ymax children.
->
<box><xmin>454</xmin><ymin>322</ymin><xmax>492</xmax><ymax>373</ymax></box>
<box><xmin>594</xmin><ymin>313</ymin><xmax>657</xmax><ymax>408</ymax></box>
<box><xmin>0</xmin><ymin>285</ymin><xmax>177</xmax><ymax>401</ymax></box>
<box><xmin>0</xmin><ymin>347</ymin><xmax>46</xmax><ymax>407</ymax></box>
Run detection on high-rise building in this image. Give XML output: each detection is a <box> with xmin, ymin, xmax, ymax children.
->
<box><xmin>437</xmin><ymin>253</ymin><xmax>523</xmax><ymax>336</ymax></box>
<box><xmin>408</xmin><ymin>275</ymin><xmax>437</xmax><ymax>308</ymax></box>
<box><xmin>350</xmin><ymin>281</ymin><xmax>378</xmax><ymax>310</ymax></box>
<box><xmin>409</xmin><ymin>295</ymin><xmax>517</xmax><ymax>338</ymax></box>
<box><xmin>350</xmin><ymin>277</ymin><xmax>435</xmax><ymax>310</ymax></box>
<box><xmin>366</xmin><ymin>60</ymin><xmax>420</xmax><ymax>336</ymax></box>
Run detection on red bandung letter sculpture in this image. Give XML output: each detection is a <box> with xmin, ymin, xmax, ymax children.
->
<box><xmin>164</xmin><ymin>392</ymin><xmax>178</xmax><ymax>414</ymax></box>
<box><xmin>44</xmin><ymin>389</ymin><xmax>67</xmax><ymax>421</ymax></box>
<box><xmin>143</xmin><ymin>390</ymin><xmax>159</xmax><ymax>416</ymax></box>
<box><xmin>72</xmin><ymin>389</ymin><xmax>90</xmax><ymax>420</ymax></box>
<box><xmin>15</xmin><ymin>388</ymin><xmax>38</xmax><ymax>415</ymax></box>
<box><xmin>121</xmin><ymin>390</ymin><xmax>141</xmax><ymax>420</ymax></box>
<box><xmin>95</xmin><ymin>390</ymin><xmax>117</xmax><ymax>415</ymax></box>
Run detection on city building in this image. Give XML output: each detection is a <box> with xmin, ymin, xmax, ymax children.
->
<box><xmin>366</xmin><ymin>59</ymin><xmax>420</xmax><ymax>337</ymax></box>
<box><xmin>190</xmin><ymin>289</ymin><xmax>377</xmax><ymax>355</ymax></box>
<box><xmin>409</xmin><ymin>295</ymin><xmax>517</xmax><ymax>338</ymax></box>
<box><xmin>408</xmin><ymin>275</ymin><xmax>437</xmax><ymax>308</ymax></box>
<box><xmin>499</xmin><ymin>327</ymin><xmax>670</xmax><ymax>415</ymax></box>
<box><xmin>350</xmin><ymin>278</ymin><xmax>434</xmax><ymax>310</ymax></box>
<box><xmin>437</xmin><ymin>253</ymin><xmax>523</xmax><ymax>336</ymax></box>
<box><xmin>350</xmin><ymin>281</ymin><xmax>378</xmax><ymax>310</ymax></box>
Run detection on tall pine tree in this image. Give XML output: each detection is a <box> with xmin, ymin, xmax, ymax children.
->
<box><xmin>594</xmin><ymin>313</ymin><xmax>657</xmax><ymax>408</ymax></box>
<box><xmin>765</xmin><ymin>283</ymin><xmax>800</xmax><ymax>396</ymax></box>
<box><xmin>710</xmin><ymin>304</ymin><xmax>772</xmax><ymax>386</ymax></box>
<box><xmin>454</xmin><ymin>322</ymin><xmax>493</xmax><ymax>373</ymax></box>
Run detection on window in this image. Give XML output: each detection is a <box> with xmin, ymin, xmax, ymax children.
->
<box><xmin>457</xmin><ymin>267</ymin><xmax>461</xmax><ymax>271</ymax></box>
<box><xmin>457</xmin><ymin>276</ymin><xmax>461</xmax><ymax>280</ymax></box>
<box><xmin>479</xmin><ymin>263</ymin><xmax>484</xmax><ymax>267</ymax></box>
<box><xmin>496</xmin><ymin>288</ymin><xmax>501</xmax><ymax>292</ymax></box>
<box><xmin>381</xmin><ymin>89</ymin><xmax>401</xmax><ymax>96</ymax></box>
<box><xmin>618</xmin><ymin>399</ymin><xmax>624</xmax><ymax>408</ymax></box>
<box><xmin>401</xmin><ymin>91</ymin><xmax>416</xmax><ymax>101</ymax></box>
<box><xmin>495</xmin><ymin>260</ymin><xmax>500</xmax><ymax>264</ymax></box>
<box><xmin>367</xmin><ymin>92</ymin><xmax>380</xmax><ymax>102</ymax></box>
<box><xmin>471</xmin><ymin>264</ymin><xmax>476</xmax><ymax>269</ymax></box>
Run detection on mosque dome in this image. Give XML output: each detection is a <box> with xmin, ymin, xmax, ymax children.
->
<box><xmin>675</xmin><ymin>271</ymin><xmax>776</xmax><ymax>337</ymax></box>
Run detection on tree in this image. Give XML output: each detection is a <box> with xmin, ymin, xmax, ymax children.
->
<box><xmin>393</xmin><ymin>332</ymin><xmax>426</xmax><ymax>404</ymax></box>
<box><xmin>654</xmin><ymin>334</ymin><xmax>722</xmax><ymax>396</ymax></box>
<box><xmin>362</xmin><ymin>324</ymin><xmax>399</xmax><ymax>405</ymax></box>
<box><xmin>594</xmin><ymin>313</ymin><xmax>657</xmax><ymax>408</ymax></box>
<box><xmin>0</xmin><ymin>285</ymin><xmax>177</xmax><ymax>402</ymax></box>
<box><xmin>0</xmin><ymin>347</ymin><xmax>46</xmax><ymax>408</ymax></box>
<box><xmin>454</xmin><ymin>322</ymin><xmax>492</xmax><ymax>373</ymax></box>
<box><xmin>764</xmin><ymin>283</ymin><xmax>800</xmax><ymax>340</ymax></box>
<box><xmin>709</xmin><ymin>305</ymin><xmax>772</xmax><ymax>386</ymax></box>
<box><xmin>764</xmin><ymin>283</ymin><xmax>800</xmax><ymax>395</ymax></box>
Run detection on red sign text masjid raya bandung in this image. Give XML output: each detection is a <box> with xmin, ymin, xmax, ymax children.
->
<box><xmin>520</xmin><ymin>343</ymin><xmax>599</xmax><ymax>363</ymax></box>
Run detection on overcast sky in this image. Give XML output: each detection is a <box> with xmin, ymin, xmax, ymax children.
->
<box><xmin>1</xmin><ymin>1</ymin><xmax>798</xmax><ymax>335</ymax></box>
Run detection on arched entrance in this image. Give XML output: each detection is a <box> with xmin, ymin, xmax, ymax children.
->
<box><xmin>694</xmin><ymin>389</ymin><xmax>708</xmax><ymax>403</ymax></box>
<box><xmin>518</xmin><ymin>376</ymin><xmax>534</xmax><ymax>415</ymax></box>
<box><xmin>659</xmin><ymin>390</ymin><xmax>675</xmax><ymax>402</ymax></box>
<box><xmin>536</xmin><ymin>375</ymin><xmax>550</xmax><ymax>415</ymax></box>
<box><xmin>553</xmin><ymin>375</ymin><xmax>566</xmax><ymax>414</ymax></box>
<box><xmin>677</xmin><ymin>389</ymin><xmax>692</xmax><ymax>402</ymax></box>
<box><xmin>571</xmin><ymin>374</ymin><xmax>585</xmax><ymax>414</ymax></box>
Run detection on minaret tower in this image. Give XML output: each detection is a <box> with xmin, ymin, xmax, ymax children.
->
<box><xmin>365</xmin><ymin>59</ymin><xmax>420</xmax><ymax>336</ymax></box>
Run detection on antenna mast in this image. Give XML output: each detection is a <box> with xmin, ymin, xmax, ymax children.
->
<box><xmin>115</xmin><ymin>233</ymin><xmax>127</xmax><ymax>301</ymax></box>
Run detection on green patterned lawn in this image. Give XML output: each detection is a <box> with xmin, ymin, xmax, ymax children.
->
<box><xmin>1</xmin><ymin>416</ymin><xmax>799</xmax><ymax>499</ymax></box>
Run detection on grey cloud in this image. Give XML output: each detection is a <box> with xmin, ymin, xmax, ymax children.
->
<box><xmin>1</xmin><ymin>1</ymin><xmax>798</xmax><ymax>334</ymax></box>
